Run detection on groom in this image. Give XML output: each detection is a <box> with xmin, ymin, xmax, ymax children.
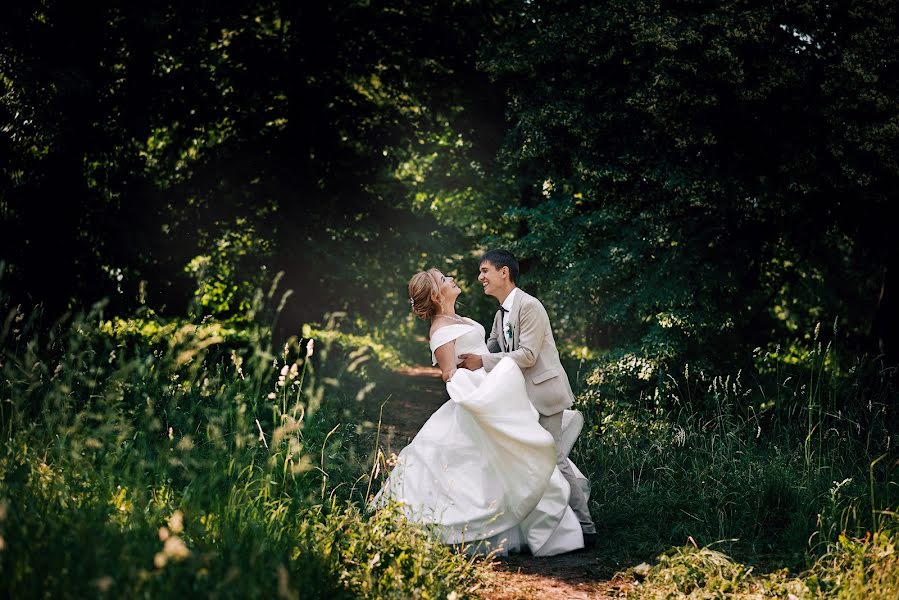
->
<box><xmin>459</xmin><ymin>249</ymin><xmax>597</xmax><ymax>546</ymax></box>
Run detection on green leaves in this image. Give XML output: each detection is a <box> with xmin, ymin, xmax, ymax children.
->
<box><xmin>482</xmin><ymin>0</ymin><xmax>899</xmax><ymax>391</ymax></box>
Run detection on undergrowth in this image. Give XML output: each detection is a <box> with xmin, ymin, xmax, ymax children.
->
<box><xmin>0</xmin><ymin>293</ymin><xmax>485</xmax><ymax>599</ymax></box>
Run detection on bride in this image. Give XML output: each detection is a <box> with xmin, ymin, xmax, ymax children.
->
<box><xmin>372</xmin><ymin>267</ymin><xmax>587</xmax><ymax>556</ymax></box>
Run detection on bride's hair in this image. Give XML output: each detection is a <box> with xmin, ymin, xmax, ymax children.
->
<box><xmin>408</xmin><ymin>268</ymin><xmax>441</xmax><ymax>320</ymax></box>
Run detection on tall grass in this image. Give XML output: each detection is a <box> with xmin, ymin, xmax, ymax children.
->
<box><xmin>0</xmin><ymin>287</ymin><xmax>485</xmax><ymax>598</ymax></box>
<box><xmin>573</xmin><ymin>323</ymin><xmax>898</xmax><ymax>595</ymax></box>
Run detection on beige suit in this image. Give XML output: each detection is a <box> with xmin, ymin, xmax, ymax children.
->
<box><xmin>481</xmin><ymin>289</ymin><xmax>575</xmax><ymax>416</ymax></box>
<box><xmin>480</xmin><ymin>288</ymin><xmax>595</xmax><ymax>534</ymax></box>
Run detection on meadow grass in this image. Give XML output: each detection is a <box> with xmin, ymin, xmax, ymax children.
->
<box><xmin>4</xmin><ymin>278</ymin><xmax>897</xmax><ymax>598</ymax></box>
<box><xmin>0</xmin><ymin>297</ymin><xmax>485</xmax><ymax>599</ymax></box>
<box><xmin>572</xmin><ymin>328</ymin><xmax>898</xmax><ymax>596</ymax></box>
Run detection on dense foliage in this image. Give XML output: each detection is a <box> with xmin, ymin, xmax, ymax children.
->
<box><xmin>482</xmin><ymin>0</ymin><xmax>899</xmax><ymax>394</ymax></box>
<box><xmin>1</xmin><ymin>1</ymin><xmax>509</xmax><ymax>337</ymax></box>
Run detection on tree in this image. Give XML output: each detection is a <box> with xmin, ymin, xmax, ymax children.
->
<box><xmin>481</xmin><ymin>0</ymin><xmax>899</xmax><ymax>396</ymax></box>
<box><xmin>1</xmin><ymin>1</ymin><xmax>513</xmax><ymax>339</ymax></box>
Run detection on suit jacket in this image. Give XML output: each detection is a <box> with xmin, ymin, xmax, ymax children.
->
<box><xmin>481</xmin><ymin>289</ymin><xmax>575</xmax><ymax>416</ymax></box>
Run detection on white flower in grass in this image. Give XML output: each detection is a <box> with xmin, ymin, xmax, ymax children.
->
<box><xmin>168</xmin><ymin>510</ymin><xmax>184</xmax><ymax>534</ymax></box>
<box><xmin>154</xmin><ymin>520</ymin><xmax>190</xmax><ymax>568</ymax></box>
<box><xmin>159</xmin><ymin>536</ymin><xmax>190</xmax><ymax>565</ymax></box>
<box><xmin>306</xmin><ymin>339</ymin><xmax>314</xmax><ymax>358</ymax></box>
<box><xmin>267</xmin><ymin>392</ymin><xmax>277</xmax><ymax>400</ymax></box>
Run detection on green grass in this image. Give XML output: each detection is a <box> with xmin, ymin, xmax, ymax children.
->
<box><xmin>572</xmin><ymin>329</ymin><xmax>898</xmax><ymax>597</ymax></box>
<box><xmin>3</xmin><ymin>289</ymin><xmax>897</xmax><ymax>598</ymax></box>
<box><xmin>0</xmin><ymin>299</ymin><xmax>486</xmax><ymax>598</ymax></box>
<box><xmin>622</xmin><ymin>528</ymin><xmax>899</xmax><ymax>599</ymax></box>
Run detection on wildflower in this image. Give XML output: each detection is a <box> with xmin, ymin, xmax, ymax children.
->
<box><xmin>280</xmin><ymin>365</ymin><xmax>290</xmax><ymax>377</ymax></box>
<box><xmin>168</xmin><ymin>510</ymin><xmax>184</xmax><ymax>534</ymax></box>
<box><xmin>306</xmin><ymin>339</ymin><xmax>314</xmax><ymax>358</ymax></box>
<box><xmin>289</xmin><ymin>363</ymin><xmax>299</xmax><ymax>379</ymax></box>
<box><xmin>168</xmin><ymin>427</ymin><xmax>174</xmax><ymax>440</ymax></box>
<box><xmin>267</xmin><ymin>392</ymin><xmax>277</xmax><ymax>400</ymax></box>
<box><xmin>154</xmin><ymin>535</ymin><xmax>190</xmax><ymax>568</ymax></box>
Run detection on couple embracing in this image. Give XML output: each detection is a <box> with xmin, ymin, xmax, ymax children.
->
<box><xmin>373</xmin><ymin>250</ymin><xmax>596</xmax><ymax>556</ymax></box>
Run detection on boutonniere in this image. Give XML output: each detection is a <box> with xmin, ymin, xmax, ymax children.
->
<box><xmin>505</xmin><ymin>322</ymin><xmax>514</xmax><ymax>340</ymax></box>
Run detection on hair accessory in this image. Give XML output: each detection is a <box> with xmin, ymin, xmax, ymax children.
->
<box><xmin>409</xmin><ymin>297</ymin><xmax>415</xmax><ymax>311</ymax></box>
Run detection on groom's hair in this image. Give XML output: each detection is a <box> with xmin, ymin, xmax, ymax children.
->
<box><xmin>479</xmin><ymin>249</ymin><xmax>519</xmax><ymax>283</ymax></box>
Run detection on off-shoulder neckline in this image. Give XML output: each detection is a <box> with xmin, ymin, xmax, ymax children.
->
<box><xmin>430</xmin><ymin>317</ymin><xmax>475</xmax><ymax>334</ymax></box>
<box><xmin>429</xmin><ymin>319</ymin><xmax>476</xmax><ymax>344</ymax></box>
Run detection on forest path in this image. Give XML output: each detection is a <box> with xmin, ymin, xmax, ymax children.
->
<box><xmin>370</xmin><ymin>366</ymin><xmax>632</xmax><ymax>600</ymax></box>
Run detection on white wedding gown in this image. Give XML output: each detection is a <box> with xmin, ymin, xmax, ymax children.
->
<box><xmin>372</xmin><ymin>317</ymin><xmax>587</xmax><ymax>556</ymax></box>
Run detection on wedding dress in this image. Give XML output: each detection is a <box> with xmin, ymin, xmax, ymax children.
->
<box><xmin>372</xmin><ymin>317</ymin><xmax>588</xmax><ymax>556</ymax></box>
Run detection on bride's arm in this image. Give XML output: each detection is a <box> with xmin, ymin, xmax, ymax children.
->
<box><xmin>433</xmin><ymin>341</ymin><xmax>458</xmax><ymax>382</ymax></box>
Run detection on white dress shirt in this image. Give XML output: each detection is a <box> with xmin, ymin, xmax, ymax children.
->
<box><xmin>501</xmin><ymin>287</ymin><xmax>518</xmax><ymax>343</ymax></box>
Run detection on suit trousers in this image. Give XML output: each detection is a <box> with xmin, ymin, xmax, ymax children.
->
<box><xmin>538</xmin><ymin>411</ymin><xmax>596</xmax><ymax>534</ymax></box>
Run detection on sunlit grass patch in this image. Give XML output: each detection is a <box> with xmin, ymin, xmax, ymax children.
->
<box><xmin>627</xmin><ymin>543</ymin><xmax>805</xmax><ymax>598</ymax></box>
<box><xmin>626</xmin><ymin>524</ymin><xmax>899</xmax><ymax>599</ymax></box>
<box><xmin>0</xmin><ymin>297</ymin><xmax>486</xmax><ymax>598</ymax></box>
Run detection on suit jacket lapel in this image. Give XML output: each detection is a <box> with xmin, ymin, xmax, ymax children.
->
<box><xmin>507</xmin><ymin>290</ymin><xmax>524</xmax><ymax>350</ymax></box>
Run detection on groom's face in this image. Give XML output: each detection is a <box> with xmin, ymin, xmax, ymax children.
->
<box><xmin>478</xmin><ymin>261</ymin><xmax>505</xmax><ymax>300</ymax></box>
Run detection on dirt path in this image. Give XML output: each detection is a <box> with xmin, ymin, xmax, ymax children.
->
<box><xmin>372</xmin><ymin>366</ymin><xmax>632</xmax><ymax>600</ymax></box>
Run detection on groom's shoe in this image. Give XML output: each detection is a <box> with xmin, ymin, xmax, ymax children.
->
<box><xmin>582</xmin><ymin>532</ymin><xmax>598</xmax><ymax>550</ymax></box>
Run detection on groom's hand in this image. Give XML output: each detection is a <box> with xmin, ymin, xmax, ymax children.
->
<box><xmin>458</xmin><ymin>354</ymin><xmax>483</xmax><ymax>370</ymax></box>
